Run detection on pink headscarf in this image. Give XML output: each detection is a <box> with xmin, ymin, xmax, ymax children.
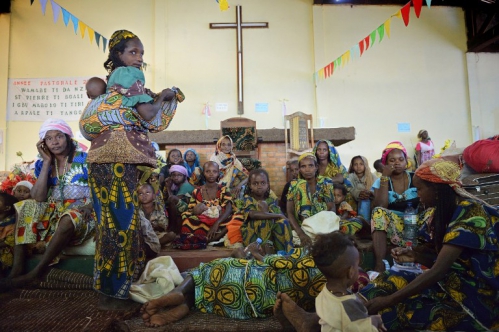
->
<box><xmin>381</xmin><ymin>141</ymin><xmax>407</xmax><ymax>165</ymax></box>
<box><xmin>39</xmin><ymin>118</ymin><xmax>73</xmax><ymax>139</ymax></box>
<box><xmin>169</xmin><ymin>165</ymin><xmax>188</xmax><ymax>178</ymax></box>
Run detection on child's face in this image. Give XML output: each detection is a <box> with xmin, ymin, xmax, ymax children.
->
<box><xmin>220</xmin><ymin>138</ymin><xmax>232</xmax><ymax>154</ymax></box>
<box><xmin>13</xmin><ymin>185</ymin><xmax>31</xmax><ymax>201</ymax></box>
<box><xmin>352</xmin><ymin>158</ymin><xmax>365</xmax><ymax>175</ymax></box>
<box><xmin>168</xmin><ymin>151</ymin><xmax>182</xmax><ymax>164</ymax></box>
<box><xmin>203</xmin><ymin>163</ymin><xmax>219</xmax><ymax>183</ymax></box>
<box><xmin>185</xmin><ymin>151</ymin><xmax>196</xmax><ymax>162</ymax></box>
<box><xmin>118</xmin><ymin>37</ymin><xmax>144</xmax><ymax>69</ymax></box>
<box><xmin>138</xmin><ymin>185</ymin><xmax>155</xmax><ymax>205</ymax></box>
<box><xmin>333</xmin><ymin>188</ymin><xmax>345</xmax><ymax>205</ymax></box>
<box><xmin>289</xmin><ymin>163</ymin><xmax>299</xmax><ymax>179</ymax></box>
<box><xmin>249</xmin><ymin>173</ymin><xmax>269</xmax><ymax>198</ymax></box>
<box><xmin>171</xmin><ymin>171</ymin><xmax>186</xmax><ymax>186</ymax></box>
<box><xmin>315</xmin><ymin>142</ymin><xmax>329</xmax><ymax>161</ymax></box>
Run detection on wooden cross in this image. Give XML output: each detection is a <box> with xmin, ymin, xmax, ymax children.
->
<box><xmin>210</xmin><ymin>6</ymin><xmax>268</xmax><ymax>115</ymax></box>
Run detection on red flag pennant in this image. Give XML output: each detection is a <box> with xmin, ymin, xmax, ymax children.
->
<box><xmin>412</xmin><ymin>0</ymin><xmax>423</xmax><ymax>18</ymax></box>
<box><xmin>364</xmin><ymin>36</ymin><xmax>370</xmax><ymax>51</ymax></box>
<box><xmin>330</xmin><ymin>62</ymin><xmax>335</xmax><ymax>76</ymax></box>
<box><xmin>324</xmin><ymin>64</ymin><xmax>330</xmax><ymax>78</ymax></box>
<box><xmin>359</xmin><ymin>39</ymin><xmax>365</xmax><ymax>56</ymax></box>
<box><xmin>401</xmin><ymin>2</ymin><xmax>411</xmax><ymax>26</ymax></box>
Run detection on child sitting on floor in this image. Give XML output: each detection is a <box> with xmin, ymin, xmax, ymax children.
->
<box><xmin>138</xmin><ymin>183</ymin><xmax>177</xmax><ymax>256</ymax></box>
<box><xmin>334</xmin><ymin>183</ymin><xmax>357</xmax><ymax>220</ymax></box>
<box><xmin>311</xmin><ymin>231</ymin><xmax>385</xmax><ymax>332</ymax></box>
<box><xmin>0</xmin><ymin>192</ymin><xmax>19</xmax><ymax>276</ymax></box>
<box><xmin>226</xmin><ymin>168</ymin><xmax>293</xmax><ymax>253</ymax></box>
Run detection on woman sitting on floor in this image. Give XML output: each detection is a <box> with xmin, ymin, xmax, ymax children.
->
<box><xmin>176</xmin><ymin>161</ymin><xmax>232</xmax><ymax>249</ymax></box>
<box><xmin>163</xmin><ymin>165</ymin><xmax>195</xmax><ymax>234</ymax></box>
<box><xmin>287</xmin><ymin>153</ymin><xmax>363</xmax><ymax>248</ymax></box>
<box><xmin>360</xmin><ymin>158</ymin><xmax>499</xmax><ymax>331</ymax></box>
<box><xmin>370</xmin><ymin>141</ymin><xmax>424</xmax><ymax>272</ymax></box>
<box><xmin>226</xmin><ymin>168</ymin><xmax>293</xmax><ymax>253</ymax></box>
<box><xmin>313</xmin><ymin>139</ymin><xmax>350</xmax><ymax>186</ymax></box>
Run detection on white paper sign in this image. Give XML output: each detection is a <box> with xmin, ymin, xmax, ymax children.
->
<box><xmin>215</xmin><ymin>103</ymin><xmax>229</xmax><ymax>112</ymax></box>
<box><xmin>7</xmin><ymin>77</ymin><xmax>94</xmax><ymax>122</ymax></box>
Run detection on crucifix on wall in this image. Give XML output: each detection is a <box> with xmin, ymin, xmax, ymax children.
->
<box><xmin>210</xmin><ymin>6</ymin><xmax>268</xmax><ymax>115</ymax></box>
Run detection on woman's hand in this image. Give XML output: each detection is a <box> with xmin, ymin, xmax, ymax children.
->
<box><xmin>381</xmin><ymin>164</ymin><xmax>395</xmax><ymax>177</ymax></box>
<box><xmin>192</xmin><ymin>203</ymin><xmax>208</xmax><ymax>215</ymax></box>
<box><xmin>79</xmin><ymin>205</ymin><xmax>93</xmax><ymax>221</ymax></box>
<box><xmin>36</xmin><ymin>139</ymin><xmax>52</xmax><ymax>162</ymax></box>
<box><xmin>391</xmin><ymin>247</ymin><xmax>416</xmax><ymax>264</ymax></box>
<box><xmin>370</xmin><ymin>315</ymin><xmax>387</xmax><ymax>332</ymax></box>
<box><xmin>366</xmin><ymin>296</ymin><xmax>394</xmax><ymax>315</ymax></box>
<box><xmin>207</xmin><ymin>222</ymin><xmax>220</xmax><ymax>240</ymax></box>
<box><xmin>358</xmin><ymin>190</ymin><xmax>373</xmax><ymax>200</ymax></box>
<box><xmin>258</xmin><ymin>200</ymin><xmax>269</xmax><ymax>213</ymax></box>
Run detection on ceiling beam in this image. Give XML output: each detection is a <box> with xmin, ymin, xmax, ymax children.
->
<box><xmin>468</xmin><ymin>22</ymin><xmax>499</xmax><ymax>51</ymax></box>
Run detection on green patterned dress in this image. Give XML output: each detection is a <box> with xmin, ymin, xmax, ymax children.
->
<box><xmin>188</xmin><ymin>248</ymin><xmax>325</xmax><ymax>319</ymax></box>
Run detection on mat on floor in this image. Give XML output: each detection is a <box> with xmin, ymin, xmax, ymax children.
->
<box><xmin>0</xmin><ymin>269</ymin><xmax>139</xmax><ymax>332</ymax></box>
<box><xmin>113</xmin><ymin>310</ymin><xmax>284</xmax><ymax>332</ymax></box>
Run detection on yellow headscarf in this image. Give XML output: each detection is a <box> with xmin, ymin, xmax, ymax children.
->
<box><xmin>109</xmin><ymin>30</ymin><xmax>138</xmax><ymax>50</ymax></box>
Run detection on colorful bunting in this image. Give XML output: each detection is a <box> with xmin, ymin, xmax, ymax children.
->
<box><xmin>31</xmin><ymin>0</ymin><xmax>109</xmax><ymax>53</ymax></box>
<box><xmin>216</xmin><ymin>0</ymin><xmax>230</xmax><ymax>11</ymax></box>
<box><xmin>314</xmin><ymin>0</ymin><xmax>433</xmax><ymax>81</ymax></box>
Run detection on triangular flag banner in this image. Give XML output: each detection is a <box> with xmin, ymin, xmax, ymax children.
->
<box><xmin>364</xmin><ymin>36</ymin><xmax>370</xmax><ymax>51</ymax></box>
<box><xmin>359</xmin><ymin>39</ymin><xmax>365</xmax><ymax>56</ymax></box>
<box><xmin>61</xmin><ymin>8</ymin><xmax>70</xmax><ymax>26</ymax></box>
<box><xmin>79</xmin><ymin>22</ymin><xmax>87</xmax><ymax>38</ymax></box>
<box><xmin>341</xmin><ymin>51</ymin><xmax>350</xmax><ymax>66</ymax></box>
<box><xmin>219</xmin><ymin>0</ymin><xmax>229</xmax><ymax>11</ymax></box>
<box><xmin>377</xmin><ymin>24</ymin><xmax>385</xmax><ymax>43</ymax></box>
<box><xmin>51</xmin><ymin>0</ymin><xmax>60</xmax><ymax>23</ymax></box>
<box><xmin>103</xmin><ymin>37</ymin><xmax>107</xmax><ymax>53</ymax></box>
<box><xmin>70</xmin><ymin>15</ymin><xmax>79</xmax><ymax>35</ymax></box>
<box><xmin>384</xmin><ymin>19</ymin><xmax>391</xmax><ymax>38</ymax></box>
<box><xmin>336</xmin><ymin>57</ymin><xmax>342</xmax><ymax>68</ymax></box>
<box><xmin>413</xmin><ymin>0</ymin><xmax>423</xmax><ymax>18</ymax></box>
<box><xmin>319</xmin><ymin>68</ymin><xmax>324</xmax><ymax>79</ymax></box>
<box><xmin>370</xmin><ymin>30</ymin><xmax>376</xmax><ymax>46</ymax></box>
<box><xmin>39</xmin><ymin>0</ymin><xmax>49</xmax><ymax>15</ymax></box>
<box><xmin>95</xmin><ymin>32</ymin><xmax>101</xmax><ymax>48</ymax></box>
<box><xmin>350</xmin><ymin>44</ymin><xmax>360</xmax><ymax>59</ymax></box>
<box><xmin>394</xmin><ymin>9</ymin><xmax>402</xmax><ymax>20</ymax></box>
<box><xmin>400</xmin><ymin>2</ymin><xmax>411</xmax><ymax>26</ymax></box>
<box><xmin>88</xmin><ymin>27</ymin><xmax>95</xmax><ymax>44</ymax></box>
<box><xmin>329</xmin><ymin>62</ymin><xmax>335</xmax><ymax>76</ymax></box>
<box><xmin>30</xmin><ymin>0</ymin><xmax>35</xmax><ymax>5</ymax></box>
<box><xmin>426</xmin><ymin>0</ymin><xmax>432</xmax><ymax>8</ymax></box>
<box><xmin>324</xmin><ymin>64</ymin><xmax>329</xmax><ymax>78</ymax></box>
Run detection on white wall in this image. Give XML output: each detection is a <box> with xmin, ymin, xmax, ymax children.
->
<box><xmin>313</xmin><ymin>5</ymin><xmax>472</xmax><ymax>168</ymax></box>
<box><xmin>466</xmin><ymin>52</ymin><xmax>499</xmax><ymax>141</ymax></box>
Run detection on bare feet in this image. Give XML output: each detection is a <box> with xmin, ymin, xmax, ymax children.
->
<box><xmin>280</xmin><ymin>292</ymin><xmax>321</xmax><ymax>332</ymax></box>
<box><xmin>141</xmin><ymin>291</ymin><xmax>185</xmax><ymax>324</ymax></box>
<box><xmin>146</xmin><ymin>303</ymin><xmax>190</xmax><ymax>327</ymax></box>
<box><xmin>273</xmin><ymin>292</ymin><xmax>295</xmax><ymax>332</ymax></box>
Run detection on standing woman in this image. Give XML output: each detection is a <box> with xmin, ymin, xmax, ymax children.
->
<box><xmin>415</xmin><ymin>129</ymin><xmax>435</xmax><ymax>167</ymax></box>
<box><xmin>80</xmin><ymin>30</ymin><xmax>184</xmax><ymax>308</ymax></box>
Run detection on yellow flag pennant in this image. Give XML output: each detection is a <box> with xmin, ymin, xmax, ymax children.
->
<box><xmin>87</xmin><ymin>27</ymin><xmax>95</xmax><ymax>44</ymax></box>
<box><xmin>394</xmin><ymin>9</ymin><xmax>403</xmax><ymax>20</ymax></box>
<box><xmin>384</xmin><ymin>18</ymin><xmax>391</xmax><ymax>38</ymax></box>
<box><xmin>319</xmin><ymin>68</ymin><xmax>325</xmax><ymax>79</ymax></box>
<box><xmin>79</xmin><ymin>21</ymin><xmax>87</xmax><ymax>39</ymax></box>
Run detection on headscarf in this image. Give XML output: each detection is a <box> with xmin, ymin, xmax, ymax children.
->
<box><xmin>381</xmin><ymin>141</ymin><xmax>407</xmax><ymax>165</ymax></box>
<box><xmin>312</xmin><ymin>140</ymin><xmax>349</xmax><ymax>181</ymax></box>
<box><xmin>183</xmin><ymin>148</ymin><xmax>200</xmax><ymax>177</ymax></box>
<box><xmin>13</xmin><ymin>180</ymin><xmax>33</xmax><ymax>191</ymax></box>
<box><xmin>210</xmin><ymin>135</ymin><xmax>247</xmax><ymax>187</ymax></box>
<box><xmin>348</xmin><ymin>155</ymin><xmax>375</xmax><ymax>190</ymax></box>
<box><xmin>109</xmin><ymin>30</ymin><xmax>137</xmax><ymax>51</ymax></box>
<box><xmin>169</xmin><ymin>165</ymin><xmax>189</xmax><ymax>192</ymax></box>
<box><xmin>298</xmin><ymin>151</ymin><xmax>316</xmax><ymax>163</ymax></box>
<box><xmin>415</xmin><ymin>158</ymin><xmax>494</xmax><ymax>207</ymax></box>
<box><xmin>39</xmin><ymin>118</ymin><xmax>73</xmax><ymax>139</ymax></box>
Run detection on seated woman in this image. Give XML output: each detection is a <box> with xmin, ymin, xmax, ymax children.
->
<box><xmin>177</xmin><ymin>162</ymin><xmax>232</xmax><ymax>249</ymax></box>
<box><xmin>360</xmin><ymin>158</ymin><xmax>499</xmax><ymax>331</ymax></box>
<box><xmin>347</xmin><ymin>155</ymin><xmax>377</xmax><ymax>207</ymax></box>
<box><xmin>2</xmin><ymin>119</ymin><xmax>95</xmax><ymax>290</ymax></box>
<box><xmin>313</xmin><ymin>140</ymin><xmax>350</xmax><ymax>186</ymax></box>
<box><xmin>371</xmin><ymin>141</ymin><xmax>423</xmax><ymax>272</ymax></box>
<box><xmin>140</xmin><ymin>244</ymin><xmax>326</xmax><ymax>327</ymax></box>
<box><xmin>287</xmin><ymin>153</ymin><xmax>362</xmax><ymax>247</ymax></box>
<box><xmin>226</xmin><ymin>168</ymin><xmax>293</xmax><ymax>253</ymax></box>
<box><xmin>163</xmin><ymin>165</ymin><xmax>195</xmax><ymax>234</ymax></box>
<box><xmin>209</xmin><ymin>135</ymin><xmax>248</xmax><ymax>198</ymax></box>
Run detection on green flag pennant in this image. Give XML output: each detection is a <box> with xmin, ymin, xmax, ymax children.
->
<box><xmin>377</xmin><ymin>24</ymin><xmax>385</xmax><ymax>43</ymax></box>
<box><xmin>370</xmin><ymin>30</ymin><xmax>376</xmax><ymax>46</ymax></box>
